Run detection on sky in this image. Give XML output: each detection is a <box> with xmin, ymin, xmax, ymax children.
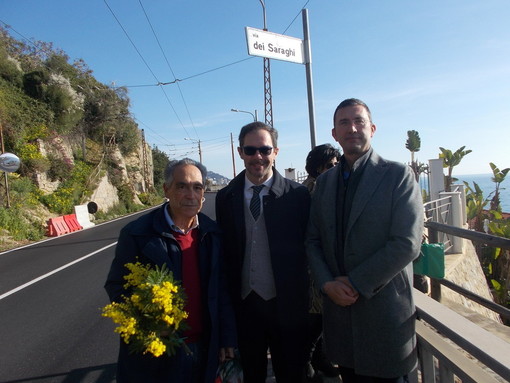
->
<box><xmin>1</xmin><ymin>0</ymin><xmax>510</xmax><ymax>180</ymax></box>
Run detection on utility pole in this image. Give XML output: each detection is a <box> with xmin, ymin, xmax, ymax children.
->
<box><xmin>0</xmin><ymin>122</ymin><xmax>10</xmax><ymax>208</ymax></box>
<box><xmin>259</xmin><ymin>0</ymin><xmax>273</xmax><ymax>127</ymax></box>
<box><xmin>230</xmin><ymin>132</ymin><xmax>236</xmax><ymax>177</ymax></box>
<box><xmin>141</xmin><ymin>129</ymin><xmax>152</xmax><ymax>192</ymax></box>
<box><xmin>184</xmin><ymin>138</ymin><xmax>202</xmax><ymax>163</ymax></box>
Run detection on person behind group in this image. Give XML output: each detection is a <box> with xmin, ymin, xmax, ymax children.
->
<box><xmin>306</xmin><ymin>98</ymin><xmax>424</xmax><ymax>383</ymax></box>
<box><xmin>215</xmin><ymin>121</ymin><xmax>311</xmax><ymax>383</ymax></box>
<box><xmin>105</xmin><ymin>158</ymin><xmax>236</xmax><ymax>383</ymax></box>
<box><xmin>302</xmin><ymin>143</ymin><xmax>341</xmax><ymax>194</ymax></box>
<box><xmin>302</xmin><ymin>144</ymin><xmax>341</xmax><ymax>381</ymax></box>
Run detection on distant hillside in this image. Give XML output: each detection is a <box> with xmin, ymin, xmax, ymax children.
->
<box><xmin>207</xmin><ymin>171</ymin><xmax>230</xmax><ymax>186</ymax></box>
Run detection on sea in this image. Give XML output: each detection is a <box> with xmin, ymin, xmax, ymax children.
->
<box><xmin>421</xmin><ymin>173</ymin><xmax>510</xmax><ymax>213</ymax></box>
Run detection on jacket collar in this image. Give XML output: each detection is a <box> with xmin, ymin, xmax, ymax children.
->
<box><xmin>227</xmin><ymin>167</ymin><xmax>285</xmax><ymax>198</ymax></box>
<box><xmin>149</xmin><ymin>202</ymin><xmax>220</xmax><ymax>238</ymax></box>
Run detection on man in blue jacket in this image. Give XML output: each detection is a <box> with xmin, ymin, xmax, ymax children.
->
<box><xmin>105</xmin><ymin>158</ymin><xmax>236</xmax><ymax>383</ymax></box>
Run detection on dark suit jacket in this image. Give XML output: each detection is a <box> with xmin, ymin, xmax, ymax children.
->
<box><xmin>306</xmin><ymin>150</ymin><xmax>424</xmax><ymax>378</ymax></box>
<box><xmin>104</xmin><ymin>204</ymin><xmax>236</xmax><ymax>383</ymax></box>
<box><xmin>215</xmin><ymin>169</ymin><xmax>311</xmax><ymax>328</ymax></box>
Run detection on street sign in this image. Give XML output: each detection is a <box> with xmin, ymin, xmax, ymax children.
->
<box><xmin>245</xmin><ymin>27</ymin><xmax>305</xmax><ymax>64</ymax></box>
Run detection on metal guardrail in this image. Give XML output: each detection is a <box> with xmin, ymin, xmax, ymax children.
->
<box><xmin>417</xmin><ymin>196</ymin><xmax>510</xmax><ymax>382</ymax></box>
<box><xmin>415</xmin><ymin>291</ymin><xmax>510</xmax><ymax>383</ymax></box>
<box><xmin>425</xmin><ymin>221</ymin><xmax>510</xmax><ymax>250</ymax></box>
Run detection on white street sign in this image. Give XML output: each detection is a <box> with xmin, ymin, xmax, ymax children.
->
<box><xmin>245</xmin><ymin>27</ymin><xmax>305</xmax><ymax>64</ymax></box>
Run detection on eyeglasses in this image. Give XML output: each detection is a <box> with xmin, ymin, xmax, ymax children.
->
<box><xmin>242</xmin><ymin>146</ymin><xmax>273</xmax><ymax>156</ymax></box>
<box><xmin>337</xmin><ymin>117</ymin><xmax>370</xmax><ymax>128</ymax></box>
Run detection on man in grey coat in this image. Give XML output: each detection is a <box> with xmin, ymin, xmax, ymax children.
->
<box><xmin>306</xmin><ymin>98</ymin><xmax>423</xmax><ymax>382</ymax></box>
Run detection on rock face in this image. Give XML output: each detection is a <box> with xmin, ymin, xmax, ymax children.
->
<box><xmin>89</xmin><ymin>175</ymin><xmax>120</xmax><ymax>212</ymax></box>
<box><xmin>442</xmin><ymin>239</ymin><xmax>502</xmax><ymax>323</ymax></box>
<box><xmin>33</xmin><ymin>133</ymin><xmax>153</xmax><ymax>212</ymax></box>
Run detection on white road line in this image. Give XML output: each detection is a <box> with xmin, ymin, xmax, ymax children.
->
<box><xmin>0</xmin><ymin>242</ymin><xmax>117</xmax><ymax>301</ymax></box>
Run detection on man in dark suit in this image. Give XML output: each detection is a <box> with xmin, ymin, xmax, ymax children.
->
<box><xmin>306</xmin><ymin>99</ymin><xmax>424</xmax><ymax>383</ymax></box>
<box><xmin>216</xmin><ymin>122</ymin><xmax>311</xmax><ymax>383</ymax></box>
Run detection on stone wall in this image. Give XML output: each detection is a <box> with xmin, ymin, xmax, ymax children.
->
<box><xmin>441</xmin><ymin>238</ymin><xmax>502</xmax><ymax>323</ymax></box>
<box><xmin>33</xmin><ymin>134</ymin><xmax>153</xmax><ymax>211</ymax></box>
<box><xmin>89</xmin><ymin>175</ymin><xmax>119</xmax><ymax>212</ymax></box>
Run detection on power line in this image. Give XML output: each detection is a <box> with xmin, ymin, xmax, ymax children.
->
<box><xmin>138</xmin><ymin>0</ymin><xmax>200</xmax><ymax>140</ymax></box>
<box><xmin>103</xmin><ymin>0</ymin><xmax>192</xmax><ymax>138</ymax></box>
<box><xmin>118</xmin><ymin>57</ymin><xmax>255</xmax><ymax>89</ymax></box>
<box><xmin>282</xmin><ymin>0</ymin><xmax>310</xmax><ymax>35</ymax></box>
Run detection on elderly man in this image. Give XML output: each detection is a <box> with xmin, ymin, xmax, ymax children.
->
<box><xmin>306</xmin><ymin>99</ymin><xmax>423</xmax><ymax>383</ymax></box>
<box><xmin>105</xmin><ymin>158</ymin><xmax>236</xmax><ymax>383</ymax></box>
<box><xmin>216</xmin><ymin>122</ymin><xmax>311</xmax><ymax>383</ymax></box>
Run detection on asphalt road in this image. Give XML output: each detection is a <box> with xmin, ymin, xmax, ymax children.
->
<box><xmin>0</xmin><ymin>194</ymin><xmax>218</xmax><ymax>383</ymax></box>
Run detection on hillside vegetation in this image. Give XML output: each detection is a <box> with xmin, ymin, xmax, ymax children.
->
<box><xmin>0</xmin><ymin>27</ymin><xmax>169</xmax><ymax>250</ymax></box>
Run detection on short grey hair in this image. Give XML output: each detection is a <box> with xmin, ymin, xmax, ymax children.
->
<box><xmin>164</xmin><ymin>158</ymin><xmax>207</xmax><ymax>186</ymax></box>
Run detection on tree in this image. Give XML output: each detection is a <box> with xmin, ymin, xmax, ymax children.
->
<box><xmin>405</xmin><ymin>130</ymin><xmax>424</xmax><ymax>182</ymax></box>
<box><xmin>152</xmin><ymin>146</ymin><xmax>170</xmax><ymax>194</ymax></box>
<box><xmin>489</xmin><ymin>162</ymin><xmax>510</xmax><ymax>212</ymax></box>
<box><xmin>406</xmin><ymin>130</ymin><xmax>420</xmax><ymax>162</ymax></box>
<box><xmin>439</xmin><ymin>146</ymin><xmax>472</xmax><ymax>191</ymax></box>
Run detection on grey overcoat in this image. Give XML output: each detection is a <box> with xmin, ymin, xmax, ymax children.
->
<box><xmin>306</xmin><ymin>150</ymin><xmax>424</xmax><ymax>378</ymax></box>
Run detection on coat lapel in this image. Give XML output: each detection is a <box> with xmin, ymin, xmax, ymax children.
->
<box><xmin>346</xmin><ymin>152</ymin><xmax>388</xmax><ymax>237</ymax></box>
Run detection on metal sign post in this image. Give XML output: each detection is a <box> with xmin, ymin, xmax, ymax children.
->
<box><xmin>302</xmin><ymin>9</ymin><xmax>316</xmax><ymax>149</ymax></box>
<box><xmin>244</xmin><ymin>9</ymin><xmax>317</xmax><ymax>149</ymax></box>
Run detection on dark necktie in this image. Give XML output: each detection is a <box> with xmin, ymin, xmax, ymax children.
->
<box><xmin>250</xmin><ymin>185</ymin><xmax>264</xmax><ymax>220</ymax></box>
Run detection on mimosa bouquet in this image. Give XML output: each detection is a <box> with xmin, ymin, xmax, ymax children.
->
<box><xmin>102</xmin><ymin>262</ymin><xmax>189</xmax><ymax>357</ymax></box>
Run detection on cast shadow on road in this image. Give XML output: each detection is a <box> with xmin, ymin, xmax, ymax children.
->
<box><xmin>2</xmin><ymin>363</ymin><xmax>117</xmax><ymax>383</ymax></box>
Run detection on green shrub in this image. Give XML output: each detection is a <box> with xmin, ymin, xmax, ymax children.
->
<box><xmin>0</xmin><ymin>206</ymin><xmax>44</xmax><ymax>241</ymax></box>
<box><xmin>39</xmin><ymin>160</ymin><xmax>92</xmax><ymax>214</ymax></box>
<box><xmin>138</xmin><ymin>192</ymin><xmax>164</xmax><ymax>206</ymax></box>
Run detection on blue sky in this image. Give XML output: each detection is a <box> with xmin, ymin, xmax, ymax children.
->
<box><xmin>2</xmin><ymin>0</ymin><xmax>509</xmax><ymax>180</ymax></box>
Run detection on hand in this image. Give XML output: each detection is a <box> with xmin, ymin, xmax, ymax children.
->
<box><xmin>323</xmin><ymin>277</ymin><xmax>359</xmax><ymax>307</ymax></box>
<box><xmin>219</xmin><ymin>347</ymin><xmax>234</xmax><ymax>363</ymax></box>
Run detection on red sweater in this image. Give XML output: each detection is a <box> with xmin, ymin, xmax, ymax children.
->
<box><xmin>173</xmin><ymin>229</ymin><xmax>203</xmax><ymax>343</ymax></box>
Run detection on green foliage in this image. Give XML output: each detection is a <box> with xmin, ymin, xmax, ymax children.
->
<box><xmin>117</xmin><ymin>184</ymin><xmax>137</xmax><ymax>211</ymax></box>
<box><xmin>39</xmin><ymin>160</ymin><xmax>92</xmax><ymax>214</ymax></box>
<box><xmin>489</xmin><ymin>163</ymin><xmax>509</xmax><ymax>213</ymax></box>
<box><xmin>405</xmin><ymin>130</ymin><xmax>421</xmax><ymax>157</ymax></box>
<box><xmin>138</xmin><ymin>192</ymin><xmax>164</xmax><ymax>206</ymax></box>
<box><xmin>1</xmin><ymin>27</ymin><xmax>140</xmax><ymax>157</ymax></box>
<box><xmin>152</xmin><ymin>146</ymin><xmax>170</xmax><ymax>193</ymax></box>
<box><xmin>486</xmin><ymin>214</ymin><xmax>510</xmax><ymax>309</ymax></box>
<box><xmin>404</xmin><ymin>130</ymin><xmax>427</xmax><ymax>182</ymax></box>
<box><xmin>0</xmin><ymin>26</ymin><xmax>150</xmax><ymax>247</ymax></box>
<box><xmin>465</xmin><ymin>179</ymin><xmax>510</xmax><ymax>312</ymax></box>
<box><xmin>24</xmin><ymin>124</ymin><xmax>51</xmax><ymax>141</ymax></box>
<box><xmin>47</xmin><ymin>154</ymin><xmax>73</xmax><ymax>182</ymax></box>
<box><xmin>439</xmin><ymin>146</ymin><xmax>472</xmax><ymax>191</ymax></box>
<box><xmin>0</xmin><ymin>79</ymin><xmax>53</xmax><ymax>150</ymax></box>
<box><xmin>464</xmin><ymin>181</ymin><xmax>490</xmax><ymax>232</ymax></box>
<box><xmin>0</xmin><ymin>206</ymin><xmax>45</xmax><ymax>241</ymax></box>
<box><xmin>0</xmin><ymin>40</ymin><xmax>23</xmax><ymax>87</ymax></box>
<box><xmin>16</xmin><ymin>142</ymin><xmax>50</xmax><ymax>175</ymax></box>
<box><xmin>23</xmin><ymin>69</ymin><xmax>50</xmax><ymax>99</ymax></box>
<box><xmin>0</xmin><ymin>177</ymin><xmax>45</xmax><ymax>242</ymax></box>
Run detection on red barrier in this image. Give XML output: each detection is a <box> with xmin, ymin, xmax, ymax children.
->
<box><xmin>64</xmin><ymin>214</ymin><xmax>82</xmax><ymax>232</ymax></box>
<box><xmin>47</xmin><ymin>217</ymin><xmax>70</xmax><ymax>237</ymax></box>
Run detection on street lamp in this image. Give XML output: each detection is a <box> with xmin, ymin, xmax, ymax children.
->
<box><xmin>230</xmin><ymin>108</ymin><xmax>258</xmax><ymax>122</ymax></box>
